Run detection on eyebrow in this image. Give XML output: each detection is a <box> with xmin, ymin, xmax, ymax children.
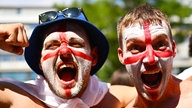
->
<box><xmin>126</xmin><ymin>37</ymin><xmax>144</xmax><ymax>45</ymax></box>
<box><xmin>69</xmin><ymin>37</ymin><xmax>84</xmax><ymax>42</ymax></box>
<box><xmin>152</xmin><ymin>34</ymin><xmax>168</xmax><ymax>40</ymax></box>
<box><xmin>44</xmin><ymin>40</ymin><xmax>60</xmax><ymax>46</ymax></box>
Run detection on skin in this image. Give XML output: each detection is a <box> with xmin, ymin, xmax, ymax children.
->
<box><xmin>0</xmin><ymin>23</ymin><xmax>135</xmax><ymax>108</ymax></box>
<box><xmin>0</xmin><ymin>23</ymin><xmax>29</xmax><ymax>55</ymax></box>
<box><xmin>118</xmin><ymin>21</ymin><xmax>192</xmax><ymax>108</ymax></box>
<box><xmin>40</xmin><ymin>24</ymin><xmax>95</xmax><ymax>99</ymax></box>
<box><xmin>119</xmin><ymin>22</ymin><xmax>175</xmax><ymax>100</ymax></box>
<box><xmin>186</xmin><ymin>76</ymin><xmax>192</xmax><ymax>81</ymax></box>
<box><xmin>0</xmin><ymin>23</ymin><xmax>46</xmax><ymax>108</ymax></box>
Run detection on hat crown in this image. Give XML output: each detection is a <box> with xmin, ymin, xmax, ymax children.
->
<box><xmin>57</xmin><ymin>12</ymin><xmax>87</xmax><ymax>21</ymax></box>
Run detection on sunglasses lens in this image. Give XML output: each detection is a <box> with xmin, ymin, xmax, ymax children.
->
<box><xmin>39</xmin><ymin>8</ymin><xmax>86</xmax><ymax>24</ymax></box>
<box><xmin>62</xmin><ymin>8</ymin><xmax>80</xmax><ymax>18</ymax></box>
<box><xmin>40</xmin><ymin>11</ymin><xmax>57</xmax><ymax>23</ymax></box>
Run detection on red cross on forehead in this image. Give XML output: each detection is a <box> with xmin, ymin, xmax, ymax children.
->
<box><xmin>59</xmin><ymin>33</ymin><xmax>68</xmax><ymax>43</ymax></box>
<box><xmin>143</xmin><ymin>21</ymin><xmax>151</xmax><ymax>44</ymax></box>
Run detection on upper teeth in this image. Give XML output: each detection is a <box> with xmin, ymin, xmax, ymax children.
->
<box><xmin>143</xmin><ymin>68</ymin><xmax>161</xmax><ymax>74</ymax></box>
<box><xmin>144</xmin><ymin>71</ymin><xmax>159</xmax><ymax>74</ymax></box>
<box><xmin>60</xmin><ymin>64</ymin><xmax>74</xmax><ymax>69</ymax></box>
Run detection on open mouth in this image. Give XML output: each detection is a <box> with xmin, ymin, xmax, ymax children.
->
<box><xmin>141</xmin><ymin>71</ymin><xmax>162</xmax><ymax>89</ymax></box>
<box><xmin>58</xmin><ymin>64</ymin><xmax>77</xmax><ymax>82</ymax></box>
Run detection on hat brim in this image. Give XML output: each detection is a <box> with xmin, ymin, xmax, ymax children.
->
<box><xmin>24</xmin><ymin>18</ymin><xmax>109</xmax><ymax>76</ymax></box>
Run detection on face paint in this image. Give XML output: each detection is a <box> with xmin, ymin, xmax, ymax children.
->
<box><xmin>65</xmin><ymin>89</ymin><xmax>71</xmax><ymax>97</ymax></box>
<box><xmin>41</xmin><ymin>33</ymin><xmax>92</xmax><ymax>62</ymax></box>
<box><xmin>41</xmin><ymin>24</ymin><xmax>93</xmax><ymax>99</ymax></box>
<box><xmin>123</xmin><ymin>22</ymin><xmax>174</xmax><ymax>65</ymax></box>
<box><xmin>121</xmin><ymin>21</ymin><xmax>174</xmax><ymax>100</ymax></box>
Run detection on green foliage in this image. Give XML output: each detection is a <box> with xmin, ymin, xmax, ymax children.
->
<box><xmin>54</xmin><ymin>0</ymin><xmax>192</xmax><ymax>82</ymax></box>
<box><xmin>152</xmin><ymin>0</ymin><xmax>191</xmax><ymax>19</ymax></box>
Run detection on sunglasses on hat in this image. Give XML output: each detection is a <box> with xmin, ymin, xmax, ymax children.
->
<box><xmin>39</xmin><ymin>8</ymin><xmax>88</xmax><ymax>24</ymax></box>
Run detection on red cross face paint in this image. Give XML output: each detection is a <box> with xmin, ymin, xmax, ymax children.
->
<box><xmin>40</xmin><ymin>25</ymin><xmax>93</xmax><ymax>99</ymax></box>
<box><xmin>120</xmin><ymin>21</ymin><xmax>175</xmax><ymax>101</ymax></box>
<box><xmin>41</xmin><ymin>33</ymin><xmax>92</xmax><ymax>62</ymax></box>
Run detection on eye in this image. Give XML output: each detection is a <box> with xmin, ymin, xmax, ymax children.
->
<box><xmin>69</xmin><ymin>43</ymin><xmax>83</xmax><ymax>48</ymax></box>
<box><xmin>69</xmin><ymin>42</ymin><xmax>84</xmax><ymax>48</ymax></box>
<box><xmin>68</xmin><ymin>38</ymin><xmax>85</xmax><ymax>48</ymax></box>
<box><xmin>128</xmin><ymin>45</ymin><xmax>145</xmax><ymax>54</ymax></box>
<box><xmin>45</xmin><ymin>42</ymin><xmax>60</xmax><ymax>50</ymax></box>
<box><xmin>153</xmin><ymin>41</ymin><xmax>168</xmax><ymax>51</ymax></box>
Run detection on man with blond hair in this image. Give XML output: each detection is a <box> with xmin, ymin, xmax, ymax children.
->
<box><xmin>117</xmin><ymin>3</ymin><xmax>192</xmax><ymax>108</ymax></box>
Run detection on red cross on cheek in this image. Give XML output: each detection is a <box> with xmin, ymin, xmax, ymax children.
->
<box><xmin>124</xmin><ymin>22</ymin><xmax>173</xmax><ymax>64</ymax></box>
<box><xmin>41</xmin><ymin>33</ymin><xmax>92</xmax><ymax>62</ymax></box>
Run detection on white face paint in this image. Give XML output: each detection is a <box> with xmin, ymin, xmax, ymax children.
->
<box><xmin>120</xmin><ymin>21</ymin><xmax>175</xmax><ymax>100</ymax></box>
<box><xmin>40</xmin><ymin>24</ymin><xmax>93</xmax><ymax>99</ymax></box>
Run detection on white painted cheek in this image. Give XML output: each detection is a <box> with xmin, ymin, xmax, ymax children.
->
<box><xmin>159</xmin><ymin>56</ymin><xmax>173</xmax><ymax>75</ymax></box>
<box><xmin>41</xmin><ymin>59</ymin><xmax>56</xmax><ymax>90</ymax></box>
<box><xmin>40</xmin><ymin>48</ymin><xmax>58</xmax><ymax>74</ymax></box>
<box><xmin>77</xmin><ymin>57</ymin><xmax>92</xmax><ymax>76</ymax></box>
<box><xmin>125</xmin><ymin>60</ymin><xmax>142</xmax><ymax>79</ymax></box>
<box><xmin>159</xmin><ymin>56</ymin><xmax>173</xmax><ymax>65</ymax></box>
<box><xmin>41</xmin><ymin>57</ymin><xmax>55</xmax><ymax>73</ymax></box>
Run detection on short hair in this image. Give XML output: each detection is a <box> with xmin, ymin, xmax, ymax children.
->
<box><xmin>117</xmin><ymin>3</ymin><xmax>172</xmax><ymax>49</ymax></box>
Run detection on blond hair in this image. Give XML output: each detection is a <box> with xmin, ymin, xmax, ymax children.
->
<box><xmin>117</xmin><ymin>3</ymin><xmax>172</xmax><ymax>48</ymax></box>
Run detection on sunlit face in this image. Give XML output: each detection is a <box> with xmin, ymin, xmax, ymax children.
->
<box><xmin>40</xmin><ymin>23</ymin><xmax>95</xmax><ymax>99</ymax></box>
<box><xmin>118</xmin><ymin>21</ymin><xmax>176</xmax><ymax>101</ymax></box>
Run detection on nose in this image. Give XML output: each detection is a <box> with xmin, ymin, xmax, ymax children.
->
<box><xmin>143</xmin><ymin>46</ymin><xmax>156</xmax><ymax>65</ymax></box>
<box><xmin>148</xmin><ymin>49</ymin><xmax>155</xmax><ymax>64</ymax></box>
<box><xmin>59</xmin><ymin>46</ymin><xmax>72</xmax><ymax>60</ymax></box>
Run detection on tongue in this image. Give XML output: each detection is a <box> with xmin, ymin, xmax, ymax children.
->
<box><xmin>59</xmin><ymin>71</ymin><xmax>74</xmax><ymax>82</ymax></box>
<box><xmin>141</xmin><ymin>72</ymin><xmax>161</xmax><ymax>87</ymax></box>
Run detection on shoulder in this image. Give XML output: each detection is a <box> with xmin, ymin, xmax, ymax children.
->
<box><xmin>109</xmin><ymin>85</ymin><xmax>137</xmax><ymax>107</ymax></box>
<box><xmin>92</xmin><ymin>85</ymin><xmax>136</xmax><ymax>108</ymax></box>
<box><xmin>180</xmin><ymin>80</ymin><xmax>192</xmax><ymax>90</ymax></box>
<box><xmin>92</xmin><ymin>90</ymin><xmax>121</xmax><ymax>108</ymax></box>
<box><xmin>0</xmin><ymin>81</ymin><xmax>31</xmax><ymax>100</ymax></box>
<box><xmin>177</xmin><ymin>80</ymin><xmax>192</xmax><ymax>107</ymax></box>
<box><xmin>0</xmin><ymin>81</ymin><xmax>26</xmax><ymax>107</ymax></box>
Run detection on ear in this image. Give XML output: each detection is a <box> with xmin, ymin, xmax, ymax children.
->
<box><xmin>172</xmin><ymin>40</ymin><xmax>176</xmax><ymax>57</ymax></box>
<box><xmin>91</xmin><ymin>47</ymin><xmax>98</xmax><ymax>66</ymax></box>
<box><xmin>118</xmin><ymin>47</ymin><xmax>125</xmax><ymax>65</ymax></box>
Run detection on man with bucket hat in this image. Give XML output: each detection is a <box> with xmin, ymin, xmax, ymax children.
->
<box><xmin>0</xmin><ymin>8</ymin><xmax>135</xmax><ymax>108</ymax></box>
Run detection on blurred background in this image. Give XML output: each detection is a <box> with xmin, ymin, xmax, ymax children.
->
<box><xmin>0</xmin><ymin>0</ymin><xmax>192</xmax><ymax>82</ymax></box>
